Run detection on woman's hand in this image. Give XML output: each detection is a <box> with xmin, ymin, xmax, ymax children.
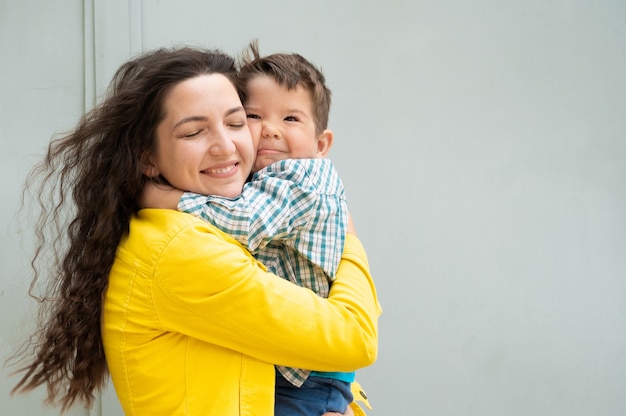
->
<box><xmin>346</xmin><ymin>211</ymin><xmax>357</xmax><ymax>236</ymax></box>
<box><xmin>140</xmin><ymin>181</ymin><xmax>184</xmax><ymax>209</ymax></box>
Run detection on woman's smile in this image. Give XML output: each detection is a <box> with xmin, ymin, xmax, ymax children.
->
<box><xmin>152</xmin><ymin>74</ymin><xmax>255</xmax><ymax>198</ymax></box>
<box><xmin>201</xmin><ymin>161</ymin><xmax>239</xmax><ymax>176</ymax></box>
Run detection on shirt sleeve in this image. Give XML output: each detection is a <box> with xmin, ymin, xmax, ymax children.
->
<box><xmin>177</xmin><ymin>159</ymin><xmax>346</xmax><ymax>265</ymax></box>
<box><xmin>152</xmin><ymin>223</ymin><xmax>380</xmax><ymax>372</ymax></box>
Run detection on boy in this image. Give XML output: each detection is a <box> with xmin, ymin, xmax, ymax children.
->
<box><xmin>145</xmin><ymin>42</ymin><xmax>371</xmax><ymax>415</ymax></box>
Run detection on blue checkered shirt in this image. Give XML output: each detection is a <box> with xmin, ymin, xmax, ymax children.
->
<box><xmin>178</xmin><ymin>158</ymin><xmax>347</xmax><ymax>387</ymax></box>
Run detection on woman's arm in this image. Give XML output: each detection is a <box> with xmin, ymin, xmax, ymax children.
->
<box><xmin>153</xmin><ymin>218</ymin><xmax>380</xmax><ymax>372</ymax></box>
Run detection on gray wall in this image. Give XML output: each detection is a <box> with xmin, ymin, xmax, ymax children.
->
<box><xmin>1</xmin><ymin>0</ymin><xmax>625</xmax><ymax>415</ymax></box>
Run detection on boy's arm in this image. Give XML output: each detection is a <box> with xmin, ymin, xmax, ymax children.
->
<box><xmin>179</xmin><ymin>159</ymin><xmax>344</xmax><ymax>254</ymax></box>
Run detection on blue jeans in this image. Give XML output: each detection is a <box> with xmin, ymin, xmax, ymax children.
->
<box><xmin>274</xmin><ymin>371</ymin><xmax>353</xmax><ymax>416</ymax></box>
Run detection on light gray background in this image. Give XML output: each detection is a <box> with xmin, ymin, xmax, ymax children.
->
<box><xmin>2</xmin><ymin>0</ymin><xmax>625</xmax><ymax>415</ymax></box>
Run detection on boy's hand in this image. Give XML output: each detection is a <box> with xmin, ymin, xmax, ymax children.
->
<box><xmin>141</xmin><ymin>181</ymin><xmax>184</xmax><ymax>210</ymax></box>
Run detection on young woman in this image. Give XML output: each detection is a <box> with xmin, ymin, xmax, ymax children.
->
<box><xmin>10</xmin><ymin>47</ymin><xmax>380</xmax><ymax>415</ymax></box>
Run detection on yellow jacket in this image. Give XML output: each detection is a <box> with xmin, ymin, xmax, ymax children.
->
<box><xmin>103</xmin><ymin>209</ymin><xmax>381</xmax><ymax>415</ymax></box>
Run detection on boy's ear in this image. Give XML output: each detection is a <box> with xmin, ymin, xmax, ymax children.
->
<box><xmin>140</xmin><ymin>152</ymin><xmax>159</xmax><ymax>177</ymax></box>
<box><xmin>316</xmin><ymin>129</ymin><xmax>334</xmax><ymax>157</ymax></box>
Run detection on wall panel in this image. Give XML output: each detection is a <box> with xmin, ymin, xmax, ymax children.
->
<box><xmin>1</xmin><ymin>1</ymin><xmax>90</xmax><ymax>415</ymax></box>
<box><xmin>2</xmin><ymin>1</ymin><xmax>626</xmax><ymax>415</ymax></box>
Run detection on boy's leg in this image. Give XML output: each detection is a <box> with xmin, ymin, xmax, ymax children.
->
<box><xmin>275</xmin><ymin>371</ymin><xmax>353</xmax><ymax>416</ymax></box>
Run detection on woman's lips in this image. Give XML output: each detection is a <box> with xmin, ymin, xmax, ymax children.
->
<box><xmin>201</xmin><ymin>162</ymin><xmax>238</xmax><ymax>175</ymax></box>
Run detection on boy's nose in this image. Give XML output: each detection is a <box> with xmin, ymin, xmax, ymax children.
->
<box><xmin>261</xmin><ymin>121</ymin><xmax>279</xmax><ymax>138</ymax></box>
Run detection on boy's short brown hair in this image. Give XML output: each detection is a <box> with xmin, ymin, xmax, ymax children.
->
<box><xmin>238</xmin><ymin>40</ymin><xmax>331</xmax><ymax>135</ymax></box>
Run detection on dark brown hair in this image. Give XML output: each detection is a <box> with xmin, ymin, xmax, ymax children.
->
<box><xmin>8</xmin><ymin>46</ymin><xmax>239</xmax><ymax>412</ymax></box>
<box><xmin>238</xmin><ymin>40</ymin><xmax>332</xmax><ymax>134</ymax></box>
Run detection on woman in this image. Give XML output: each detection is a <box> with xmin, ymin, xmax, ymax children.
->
<box><xmin>10</xmin><ymin>47</ymin><xmax>380</xmax><ymax>415</ymax></box>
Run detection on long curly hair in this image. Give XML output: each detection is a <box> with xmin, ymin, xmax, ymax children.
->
<box><xmin>8</xmin><ymin>46</ymin><xmax>241</xmax><ymax>412</ymax></box>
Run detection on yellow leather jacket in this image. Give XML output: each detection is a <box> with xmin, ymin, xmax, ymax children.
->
<box><xmin>103</xmin><ymin>209</ymin><xmax>381</xmax><ymax>415</ymax></box>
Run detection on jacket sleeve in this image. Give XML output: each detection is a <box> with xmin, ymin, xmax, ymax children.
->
<box><xmin>152</xmin><ymin>221</ymin><xmax>381</xmax><ymax>372</ymax></box>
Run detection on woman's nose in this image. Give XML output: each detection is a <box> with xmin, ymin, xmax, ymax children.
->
<box><xmin>209</xmin><ymin>130</ymin><xmax>236</xmax><ymax>156</ymax></box>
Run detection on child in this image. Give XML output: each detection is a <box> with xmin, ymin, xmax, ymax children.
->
<box><xmin>144</xmin><ymin>42</ymin><xmax>370</xmax><ymax>415</ymax></box>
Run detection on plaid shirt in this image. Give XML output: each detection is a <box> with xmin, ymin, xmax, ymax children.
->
<box><xmin>178</xmin><ymin>158</ymin><xmax>347</xmax><ymax>387</ymax></box>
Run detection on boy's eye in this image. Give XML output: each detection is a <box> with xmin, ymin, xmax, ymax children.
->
<box><xmin>246</xmin><ymin>113</ymin><xmax>260</xmax><ymax>120</ymax></box>
<box><xmin>284</xmin><ymin>116</ymin><xmax>298</xmax><ymax>122</ymax></box>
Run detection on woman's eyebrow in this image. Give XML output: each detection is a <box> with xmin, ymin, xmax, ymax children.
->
<box><xmin>225</xmin><ymin>106</ymin><xmax>245</xmax><ymax>116</ymax></box>
<box><xmin>172</xmin><ymin>115</ymin><xmax>207</xmax><ymax>130</ymax></box>
<box><xmin>172</xmin><ymin>107</ymin><xmax>245</xmax><ymax>130</ymax></box>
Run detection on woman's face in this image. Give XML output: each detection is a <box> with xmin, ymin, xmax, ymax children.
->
<box><xmin>151</xmin><ymin>74</ymin><xmax>254</xmax><ymax>199</ymax></box>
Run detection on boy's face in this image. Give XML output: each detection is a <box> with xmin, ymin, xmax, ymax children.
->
<box><xmin>245</xmin><ymin>75</ymin><xmax>332</xmax><ymax>172</ymax></box>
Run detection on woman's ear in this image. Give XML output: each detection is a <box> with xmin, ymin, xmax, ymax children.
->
<box><xmin>316</xmin><ymin>129</ymin><xmax>334</xmax><ymax>157</ymax></box>
<box><xmin>140</xmin><ymin>152</ymin><xmax>159</xmax><ymax>177</ymax></box>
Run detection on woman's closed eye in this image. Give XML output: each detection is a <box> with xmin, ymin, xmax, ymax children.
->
<box><xmin>182</xmin><ymin>129</ymin><xmax>203</xmax><ymax>138</ymax></box>
<box><xmin>225</xmin><ymin>114</ymin><xmax>247</xmax><ymax>129</ymax></box>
